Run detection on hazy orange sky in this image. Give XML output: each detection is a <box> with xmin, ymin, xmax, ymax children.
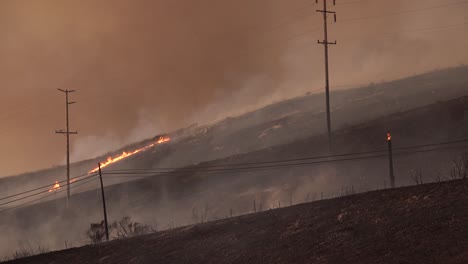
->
<box><xmin>0</xmin><ymin>0</ymin><xmax>467</xmax><ymax>177</ymax></box>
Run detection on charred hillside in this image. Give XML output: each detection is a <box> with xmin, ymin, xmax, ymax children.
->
<box><xmin>5</xmin><ymin>179</ymin><xmax>468</xmax><ymax>264</ymax></box>
<box><xmin>1</xmin><ymin>94</ymin><xmax>467</xmax><ymax>257</ymax></box>
<box><xmin>1</xmin><ymin>66</ymin><xmax>468</xmax><ymax>200</ymax></box>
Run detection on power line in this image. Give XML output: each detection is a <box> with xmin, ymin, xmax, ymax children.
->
<box><xmin>0</xmin><ymin>174</ymin><xmax>98</xmax><ymax>207</ymax></box>
<box><xmin>0</xmin><ymin>176</ymin><xmax>99</xmax><ymax>214</ymax></box>
<box><xmin>3</xmin><ymin>138</ymin><xmax>467</xmax><ymax>205</ymax></box>
<box><xmin>0</xmin><ymin>172</ymin><xmax>92</xmax><ymax>202</ymax></box>
<box><xmin>337</xmin><ymin>21</ymin><xmax>468</xmax><ymax>44</ymax></box>
<box><xmin>2</xmin><ymin>139</ymin><xmax>468</xmax><ymax>213</ymax></box>
<box><xmin>340</xmin><ymin>0</ymin><xmax>468</xmax><ymax>22</ymax></box>
<box><xmin>103</xmin><ymin>153</ymin><xmax>388</xmax><ymax>176</ymax></box>
<box><xmin>106</xmin><ymin>138</ymin><xmax>468</xmax><ymax>173</ymax></box>
<box><xmin>208</xmin><ymin>3</ymin><xmax>468</xmax><ymax>99</ymax></box>
<box><xmin>0</xmin><ymin>1</ymin><xmax>463</xmax><ymax>131</ymax></box>
<box><xmin>103</xmin><ymin>143</ymin><xmax>468</xmax><ymax>178</ymax></box>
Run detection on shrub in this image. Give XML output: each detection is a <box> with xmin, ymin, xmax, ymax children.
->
<box><xmin>111</xmin><ymin>217</ymin><xmax>153</xmax><ymax>238</ymax></box>
<box><xmin>86</xmin><ymin>220</ymin><xmax>110</xmax><ymax>243</ymax></box>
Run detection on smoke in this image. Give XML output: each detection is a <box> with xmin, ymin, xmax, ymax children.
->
<box><xmin>0</xmin><ymin>0</ymin><xmax>467</xmax><ymax>177</ymax></box>
<box><xmin>1</xmin><ymin>1</ymin><xmax>468</xmax><ymax>258</ymax></box>
<box><xmin>70</xmin><ymin>110</ymin><xmax>161</xmax><ymax>161</ymax></box>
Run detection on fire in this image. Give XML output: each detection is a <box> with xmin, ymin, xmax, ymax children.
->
<box><xmin>387</xmin><ymin>132</ymin><xmax>392</xmax><ymax>141</ymax></box>
<box><xmin>88</xmin><ymin>136</ymin><xmax>171</xmax><ymax>173</ymax></box>
<box><xmin>48</xmin><ymin>181</ymin><xmax>60</xmax><ymax>192</ymax></box>
<box><xmin>157</xmin><ymin>136</ymin><xmax>170</xmax><ymax>144</ymax></box>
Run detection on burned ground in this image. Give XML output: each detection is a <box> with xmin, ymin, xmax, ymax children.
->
<box><xmin>5</xmin><ymin>179</ymin><xmax>468</xmax><ymax>264</ymax></box>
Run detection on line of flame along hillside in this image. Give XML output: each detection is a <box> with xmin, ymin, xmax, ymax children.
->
<box><xmin>88</xmin><ymin>136</ymin><xmax>171</xmax><ymax>173</ymax></box>
<box><xmin>48</xmin><ymin>136</ymin><xmax>171</xmax><ymax>192</ymax></box>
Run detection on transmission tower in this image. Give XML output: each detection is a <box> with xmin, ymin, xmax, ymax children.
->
<box><xmin>316</xmin><ymin>0</ymin><xmax>337</xmax><ymax>153</ymax></box>
<box><xmin>55</xmin><ymin>89</ymin><xmax>78</xmax><ymax>204</ymax></box>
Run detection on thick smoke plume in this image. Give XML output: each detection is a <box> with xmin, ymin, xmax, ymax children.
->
<box><xmin>0</xmin><ymin>0</ymin><xmax>467</xmax><ymax>176</ymax></box>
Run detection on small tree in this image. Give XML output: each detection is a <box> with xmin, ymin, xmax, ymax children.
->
<box><xmin>450</xmin><ymin>153</ymin><xmax>468</xmax><ymax>180</ymax></box>
<box><xmin>191</xmin><ymin>204</ymin><xmax>209</xmax><ymax>224</ymax></box>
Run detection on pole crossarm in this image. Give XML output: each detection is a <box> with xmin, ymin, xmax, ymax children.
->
<box><xmin>318</xmin><ymin>41</ymin><xmax>337</xmax><ymax>45</ymax></box>
<box><xmin>316</xmin><ymin>10</ymin><xmax>336</xmax><ymax>14</ymax></box>
<box><xmin>55</xmin><ymin>130</ymin><xmax>78</xmax><ymax>135</ymax></box>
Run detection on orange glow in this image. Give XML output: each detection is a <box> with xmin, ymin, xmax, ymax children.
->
<box><xmin>88</xmin><ymin>136</ymin><xmax>171</xmax><ymax>173</ymax></box>
<box><xmin>156</xmin><ymin>136</ymin><xmax>171</xmax><ymax>144</ymax></box>
<box><xmin>387</xmin><ymin>132</ymin><xmax>392</xmax><ymax>141</ymax></box>
<box><xmin>48</xmin><ymin>181</ymin><xmax>60</xmax><ymax>192</ymax></box>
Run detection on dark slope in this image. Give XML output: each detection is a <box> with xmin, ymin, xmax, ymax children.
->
<box><xmin>6</xmin><ymin>179</ymin><xmax>468</xmax><ymax>264</ymax></box>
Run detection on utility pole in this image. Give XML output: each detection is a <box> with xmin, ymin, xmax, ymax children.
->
<box><xmin>387</xmin><ymin>132</ymin><xmax>395</xmax><ymax>188</ymax></box>
<box><xmin>56</xmin><ymin>89</ymin><xmax>78</xmax><ymax>204</ymax></box>
<box><xmin>98</xmin><ymin>163</ymin><xmax>110</xmax><ymax>241</ymax></box>
<box><xmin>316</xmin><ymin>0</ymin><xmax>337</xmax><ymax>153</ymax></box>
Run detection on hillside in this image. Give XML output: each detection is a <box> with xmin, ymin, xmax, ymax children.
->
<box><xmin>1</xmin><ymin>66</ymin><xmax>468</xmax><ymax>199</ymax></box>
<box><xmin>1</xmin><ymin>94</ymin><xmax>467</xmax><ymax>258</ymax></box>
<box><xmin>5</xmin><ymin>179</ymin><xmax>468</xmax><ymax>264</ymax></box>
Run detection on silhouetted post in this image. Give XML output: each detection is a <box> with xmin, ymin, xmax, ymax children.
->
<box><xmin>387</xmin><ymin>132</ymin><xmax>395</xmax><ymax>188</ymax></box>
<box><xmin>98</xmin><ymin>163</ymin><xmax>109</xmax><ymax>241</ymax></box>
<box><xmin>253</xmin><ymin>200</ymin><xmax>256</xmax><ymax>213</ymax></box>
<box><xmin>56</xmin><ymin>89</ymin><xmax>78</xmax><ymax>205</ymax></box>
<box><xmin>316</xmin><ymin>0</ymin><xmax>337</xmax><ymax>152</ymax></box>
<box><xmin>230</xmin><ymin>208</ymin><xmax>233</xmax><ymax>218</ymax></box>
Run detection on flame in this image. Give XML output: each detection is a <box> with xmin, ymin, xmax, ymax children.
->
<box><xmin>156</xmin><ymin>136</ymin><xmax>170</xmax><ymax>144</ymax></box>
<box><xmin>387</xmin><ymin>132</ymin><xmax>392</xmax><ymax>141</ymax></box>
<box><xmin>88</xmin><ymin>136</ymin><xmax>171</xmax><ymax>173</ymax></box>
<box><xmin>48</xmin><ymin>181</ymin><xmax>61</xmax><ymax>192</ymax></box>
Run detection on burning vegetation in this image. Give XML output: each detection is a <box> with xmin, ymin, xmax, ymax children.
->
<box><xmin>46</xmin><ymin>136</ymin><xmax>171</xmax><ymax>192</ymax></box>
<box><xmin>48</xmin><ymin>181</ymin><xmax>60</xmax><ymax>192</ymax></box>
<box><xmin>88</xmin><ymin>136</ymin><xmax>170</xmax><ymax>173</ymax></box>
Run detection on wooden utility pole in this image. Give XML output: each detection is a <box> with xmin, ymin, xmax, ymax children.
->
<box><xmin>98</xmin><ymin>163</ymin><xmax>110</xmax><ymax>241</ymax></box>
<box><xmin>56</xmin><ymin>89</ymin><xmax>78</xmax><ymax>204</ymax></box>
<box><xmin>316</xmin><ymin>0</ymin><xmax>337</xmax><ymax>152</ymax></box>
<box><xmin>387</xmin><ymin>132</ymin><xmax>395</xmax><ymax>188</ymax></box>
